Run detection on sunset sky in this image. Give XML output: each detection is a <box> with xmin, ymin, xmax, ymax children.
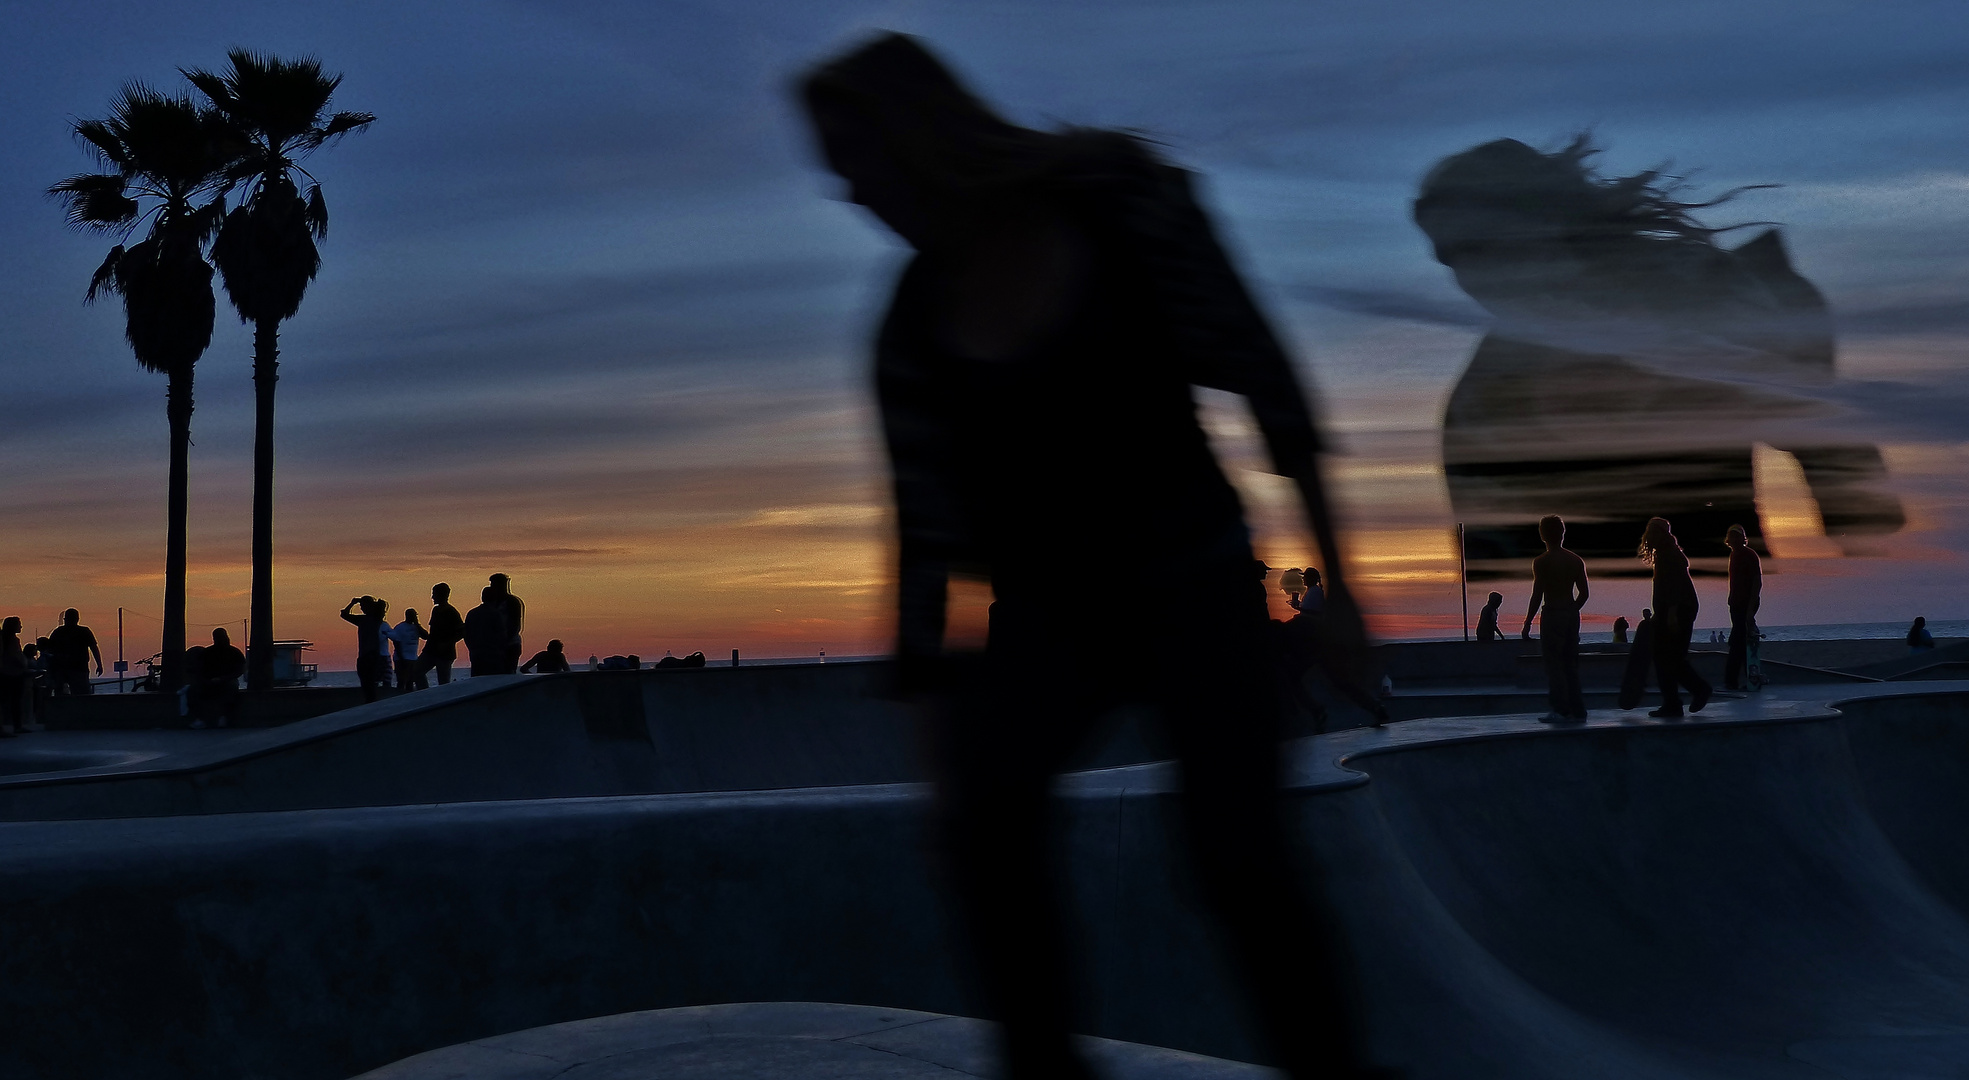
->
<box><xmin>3</xmin><ymin>0</ymin><xmax>1968</xmax><ymax>666</ymax></box>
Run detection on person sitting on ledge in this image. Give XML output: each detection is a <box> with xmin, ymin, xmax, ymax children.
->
<box><xmin>520</xmin><ymin>639</ymin><xmax>572</xmax><ymax>674</ymax></box>
<box><xmin>1612</xmin><ymin>615</ymin><xmax>1630</xmax><ymax>644</ymax></box>
<box><xmin>597</xmin><ymin>655</ymin><xmax>641</xmax><ymax>671</ymax></box>
<box><xmin>1908</xmin><ymin>616</ymin><xmax>1935</xmax><ymax>653</ymax></box>
<box><xmin>191</xmin><ymin>627</ymin><xmax>245</xmax><ymax>729</ymax></box>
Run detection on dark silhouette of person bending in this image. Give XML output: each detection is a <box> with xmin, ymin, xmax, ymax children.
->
<box><xmin>1723</xmin><ymin>524</ymin><xmax>1762</xmax><ymax>690</ymax></box>
<box><xmin>1639</xmin><ymin>517</ymin><xmax>1711</xmax><ymax>717</ymax></box>
<box><xmin>1522</xmin><ymin>515</ymin><xmax>1589</xmax><ymax>722</ymax></box>
<box><xmin>520</xmin><ymin>639</ymin><xmax>571</xmax><ymax>673</ymax></box>
<box><xmin>1476</xmin><ymin>591</ymin><xmax>1504</xmax><ymax>643</ymax></box>
<box><xmin>799</xmin><ymin>33</ymin><xmax>1378</xmax><ymax>1080</ymax></box>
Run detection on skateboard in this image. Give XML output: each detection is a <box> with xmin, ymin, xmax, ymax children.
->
<box><xmin>1745</xmin><ymin>624</ymin><xmax>1767</xmax><ymax>690</ymax></box>
<box><xmin>1618</xmin><ymin>619</ymin><xmax>1656</xmax><ymax>710</ymax></box>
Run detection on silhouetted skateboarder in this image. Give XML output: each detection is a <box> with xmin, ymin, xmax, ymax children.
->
<box><xmin>1522</xmin><ymin>515</ymin><xmax>1589</xmax><ymax>722</ymax></box>
<box><xmin>799</xmin><ymin>33</ymin><xmax>1384</xmax><ymax>1080</ymax></box>
<box><xmin>1640</xmin><ymin>518</ymin><xmax>1711</xmax><ymax>718</ymax></box>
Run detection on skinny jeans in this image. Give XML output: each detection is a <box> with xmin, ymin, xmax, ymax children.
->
<box><xmin>1653</xmin><ymin>603</ymin><xmax>1711</xmax><ymax>711</ymax></box>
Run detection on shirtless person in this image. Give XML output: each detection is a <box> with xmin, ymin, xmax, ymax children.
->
<box><xmin>1522</xmin><ymin>514</ymin><xmax>1590</xmax><ymax>722</ymax></box>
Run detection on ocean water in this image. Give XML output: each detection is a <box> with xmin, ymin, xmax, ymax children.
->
<box><xmin>306</xmin><ymin>653</ymin><xmax>878</xmax><ymax>687</ymax></box>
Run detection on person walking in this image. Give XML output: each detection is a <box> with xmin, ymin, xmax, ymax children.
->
<box><xmin>488</xmin><ymin>573</ymin><xmax>525</xmax><ymax>675</ymax></box>
<box><xmin>1723</xmin><ymin>524</ymin><xmax>1762</xmax><ymax>691</ymax></box>
<box><xmin>340</xmin><ymin>596</ymin><xmax>392</xmax><ymax>703</ymax></box>
<box><xmin>797</xmin><ymin>34</ymin><xmax>1379</xmax><ymax>1080</ymax></box>
<box><xmin>0</xmin><ymin>617</ymin><xmax>28</xmax><ymax>736</ymax></box>
<box><xmin>388</xmin><ymin>608</ymin><xmax>429</xmax><ymax>691</ymax></box>
<box><xmin>1639</xmin><ymin>517</ymin><xmax>1711</xmax><ymax>718</ymax></box>
<box><xmin>1522</xmin><ymin>515</ymin><xmax>1589</xmax><ymax>722</ymax></box>
<box><xmin>463</xmin><ymin>587</ymin><xmax>509</xmax><ymax>677</ymax></box>
<box><xmin>418</xmin><ymin>583</ymin><xmax>465</xmax><ymax>685</ymax></box>
<box><xmin>1476</xmin><ymin>591</ymin><xmax>1504</xmax><ymax>643</ymax></box>
<box><xmin>45</xmin><ymin>609</ymin><xmax>103</xmax><ymax>697</ymax></box>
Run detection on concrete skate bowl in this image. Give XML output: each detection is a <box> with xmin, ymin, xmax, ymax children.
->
<box><xmin>0</xmin><ymin>664</ymin><xmax>929</xmax><ymax>820</ymax></box>
<box><xmin>1322</xmin><ymin>690</ymin><xmax>1969</xmax><ymax>1079</ymax></box>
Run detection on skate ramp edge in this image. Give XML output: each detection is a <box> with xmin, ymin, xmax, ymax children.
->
<box><xmin>0</xmin><ymin>663</ymin><xmax>927</xmax><ymax>820</ymax></box>
<box><xmin>0</xmin><ymin>686</ymin><xmax>1964</xmax><ymax>1078</ymax></box>
<box><xmin>1312</xmin><ymin>685</ymin><xmax>1969</xmax><ymax>1079</ymax></box>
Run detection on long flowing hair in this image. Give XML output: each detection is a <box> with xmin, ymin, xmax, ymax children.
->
<box><xmin>1414</xmin><ymin>135</ymin><xmax>1773</xmax><ymax>257</ymax></box>
<box><xmin>1637</xmin><ymin>516</ymin><xmax>1678</xmax><ymax>565</ymax></box>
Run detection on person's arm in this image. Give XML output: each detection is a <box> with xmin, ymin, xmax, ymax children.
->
<box><xmin>876</xmin><ymin>273</ymin><xmax>974</xmax><ymax>693</ymax></box>
<box><xmin>1523</xmin><ymin>567</ymin><xmax>1544</xmax><ymax>639</ymax></box>
<box><xmin>340</xmin><ymin>599</ymin><xmax>361</xmax><ymax>627</ymax></box>
<box><xmin>88</xmin><ymin>635</ymin><xmax>103</xmax><ymax>676</ymax></box>
<box><xmin>519</xmin><ymin>653</ymin><xmax>537</xmax><ymax>674</ymax></box>
<box><xmin>1573</xmin><ymin>558</ymin><xmax>1591</xmax><ymax>610</ymax></box>
<box><xmin>1106</xmin><ymin>154</ymin><xmax>1370</xmax><ymax>670</ymax></box>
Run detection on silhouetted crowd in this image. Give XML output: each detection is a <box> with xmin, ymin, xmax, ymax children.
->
<box><xmin>338</xmin><ymin>574</ymin><xmax>529</xmax><ymax>702</ymax></box>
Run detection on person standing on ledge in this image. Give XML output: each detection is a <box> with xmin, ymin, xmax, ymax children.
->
<box><xmin>1639</xmin><ymin>517</ymin><xmax>1711</xmax><ymax>718</ymax></box>
<box><xmin>0</xmin><ymin>617</ymin><xmax>27</xmax><ymax>736</ymax></box>
<box><xmin>340</xmin><ymin>597</ymin><xmax>391</xmax><ymax>703</ymax></box>
<box><xmin>46</xmin><ymin>609</ymin><xmax>102</xmax><ymax>697</ymax></box>
<box><xmin>1723</xmin><ymin>524</ymin><xmax>1762</xmax><ymax>691</ymax></box>
<box><xmin>797</xmin><ymin>33</ymin><xmax>1379</xmax><ymax>1080</ymax></box>
<box><xmin>1476</xmin><ymin>591</ymin><xmax>1504</xmax><ymax>643</ymax></box>
<box><xmin>420</xmin><ymin>583</ymin><xmax>465</xmax><ymax>686</ymax></box>
<box><xmin>1522</xmin><ymin>515</ymin><xmax>1589</xmax><ymax>722</ymax></box>
<box><xmin>489</xmin><ymin>573</ymin><xmax>525</xmax><ymax>675</ymax></box>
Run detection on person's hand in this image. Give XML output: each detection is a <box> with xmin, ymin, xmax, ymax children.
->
<box><xmin>95</xmin><ymin>663</ymin><xmax>103</xmax><ymax>676</ymax></box>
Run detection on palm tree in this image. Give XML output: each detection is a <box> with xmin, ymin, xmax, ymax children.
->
<box><xmin>50</xmin><ymin>86</ymin><xmax>232</xmax><ymax>693</ymax></box>
<box><xmin>185</xmin><ymin>50</ymin><xmax>373</xmax><ymax>691</ymax></box>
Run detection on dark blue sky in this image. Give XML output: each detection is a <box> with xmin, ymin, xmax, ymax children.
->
<box><xmin>4</xmin><ymin>0</ymin><xmax>1968</xmax><ymax>652</ymax></box>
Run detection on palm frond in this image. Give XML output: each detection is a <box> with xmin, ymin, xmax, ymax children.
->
<box><xmin>304</xmin><ymin>183</ymin><xmax>328</xmax><ymax>239</ymax></box>
<box><xmin>310</xmin><ymin>110</ymin><xmax>376</xmax><ymax>147</ymax></box>
<box><xmin>85</xmin><ymin>246</ymin><xmax>125</xmax><ymax>303</ymax></box>
<box><xmin>73</xmin><ymin>120</ymin><xmax>129</xmax><ymax>170</ymax></box>
<box><xmin>179</xmin><ymin>66</ymin><xmax>239</xmax><ymax>114</ymax></box>
<box><xmin>49</xmin><ymin>173</ymin><xmax>140</xmax><ymax>230</ymax></box>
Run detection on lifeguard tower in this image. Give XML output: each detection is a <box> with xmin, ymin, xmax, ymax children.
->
<box><xmin>268</xmin><ymin>641</ymin><xmax>318</xmax><ymax>687</ymax></box>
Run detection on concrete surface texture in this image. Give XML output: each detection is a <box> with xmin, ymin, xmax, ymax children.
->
<box><xmin>1</xmin><ymin>684</ymin><xmax>1966</xmax><ymax>1078</ymax></box>
<box><xmin>349</xmin><ymin>1001</ymin><xmax>1277</xmax><ymax>1080</ymax></box>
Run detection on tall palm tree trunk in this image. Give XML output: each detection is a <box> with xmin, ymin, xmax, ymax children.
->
<box><xmin>162</xmin><ymin>369</ymin><xmax>193</xmax><ymax>693</ymax></box>
<box><xmin>247</xmin><ymin>318</ymin><xmax>279</xmax><ymax>691</ymax></box>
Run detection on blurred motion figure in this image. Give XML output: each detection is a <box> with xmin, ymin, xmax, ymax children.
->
<box><xmin>800</xmin><ymin>33</ymin><xmax>1377</xmax><ymax>1079</ymax></box>
<box><xmin>1414</xmin><ymin>137</ymin><xmax>1902</xmax><ymax>573</ymax></box>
